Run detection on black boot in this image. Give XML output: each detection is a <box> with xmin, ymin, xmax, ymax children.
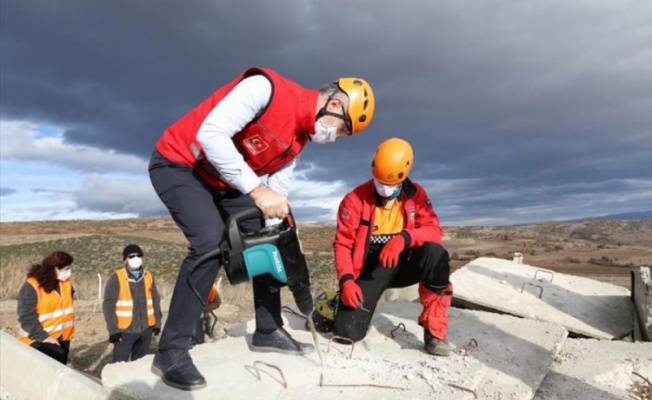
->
<box><xmin>424</xmin><ymin>329</ymin><xmax>452</xmax><ymax>357</ymax></box>
<box><xmin>151</xmin><ymin>349</ymin><xmax>206</xmax><ymax>391</ymax></box>
<box><xmin>251</xmin><ymin>327</ymin><xmax>315</xmax><ymax>355</ymax></box>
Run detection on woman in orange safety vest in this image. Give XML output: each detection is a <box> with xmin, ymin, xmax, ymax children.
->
<box><xmin>17</xmin><ymin>251</ymin><xmax>75</xmax><ymax>365</ymax></box>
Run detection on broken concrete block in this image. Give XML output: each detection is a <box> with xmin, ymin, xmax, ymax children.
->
<box><xmin>102</xmin><ymin>300</ymin><xmax>568</xmax><ymax>400</ymax></box>
<box><xmin>534</xmin><ymin>338</ymin><xmax>652</xmax><ymax>400</ymax></box>
<box><xmin>452</xmin><ymin>257</ymin><xmax>633</xmax><ymax>339</ymax></box>
<box><xmin>632</xmin><ymin>266</ymin><xmax>652</xmax><ymax>341</ymax></box>
<box><xmin>0</xmin><ymin>331</ymin><xmax>109</xmax><ymax>400</ymax></box>
<box><xmin>377</xmin><ymin>301</ymin><xmax>569</xmax><ymax>400</ymax></box>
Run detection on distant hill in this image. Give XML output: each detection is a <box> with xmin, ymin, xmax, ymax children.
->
<box><xmin>569</xmin><ymin>210</ymin><xmax>652</xmax><ymax>222</ymax></box>
<box><xmin>503</xmin><ymin>210</ymin><xmax>652</xmax><ymax>227</ymax></box>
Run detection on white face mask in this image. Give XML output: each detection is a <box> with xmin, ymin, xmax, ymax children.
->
<box><xmin>127</xmin><ymin>257</ymin><xmax>143</xmax><ymax>270</ymax></box>
<box><xmin>310</xmin><ymin>119</ymin><xmax>338</xmax><ymax>144</ymax></box>
<box><xmin>57</xmin><ymin>269</ymin><xmax>71</xmax><ymax>282</ymax></box>
<box><xmin>374</xmin><ymin>179</ymin><xmax>402</xmax><ymax>199</ymax></box>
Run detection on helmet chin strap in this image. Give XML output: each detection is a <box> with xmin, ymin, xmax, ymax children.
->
<box><xmin>316</xmin><ymin>97</ymin><xmax>352</xmax><ymax>133</ymax></box>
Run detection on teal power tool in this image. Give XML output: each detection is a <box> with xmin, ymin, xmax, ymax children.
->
<box><xmin>187</xmin><ymin>207</ymin><xmax>314</xmax><ymax>316</ymax></box>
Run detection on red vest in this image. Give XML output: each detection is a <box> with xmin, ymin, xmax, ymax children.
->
<box><xmin>156</xmin><ymin>68</ymin><xmax>318</xmax><ymax>189</ymax></box>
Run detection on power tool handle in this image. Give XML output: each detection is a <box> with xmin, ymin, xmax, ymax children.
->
<box><xmin>229</xmin><ymin>207</ymin><xmax>264</xmax><ymax>226</ymax></box>
<box><xmin>227</xmin><ymin>207</ymin><xmax>264</xmax><ymax>247</ymax></box>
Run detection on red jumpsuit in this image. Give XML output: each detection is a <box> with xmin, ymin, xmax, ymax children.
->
<box><xmin>333</xmin><ymin>178</ymin><xmax>453</xmax><ymax>341</ymax></box>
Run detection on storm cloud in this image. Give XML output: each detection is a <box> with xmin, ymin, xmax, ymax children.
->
<box><xmin>1</xmin><ymin>0</ymin><xmax>650</xmax><ymax>224</ymax></box>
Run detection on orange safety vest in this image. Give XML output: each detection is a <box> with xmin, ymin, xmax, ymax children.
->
<box><xmin>115</xmin><ymin>269</ymin><xmax>156</xmax><ymax>329</ymax></box>
<box><xmin>18</xmin><ymin>277</ymin><xmax>75</xmax><ymax>345</ymax></box>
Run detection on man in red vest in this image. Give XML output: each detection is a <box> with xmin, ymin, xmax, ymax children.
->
<box><xmin>149</xmin><ymin>67</ymin><xmax>375</xmax><ymax>390</ymax></box>
<box><xmin>332</xmin><ymin>138</ymin><xmax>453</xmax><ymax>357</ymax></box>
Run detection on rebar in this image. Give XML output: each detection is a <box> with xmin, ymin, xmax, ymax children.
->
<box><xmin>534</xmin><ymin>269</ymin><xmax>555</xmax><ymax>283</ymax></box>
<box><xmin>629</xmin><ymin>371</ymin><xmax>652</xmax><ymax>399</ymax></box>
<box><xmin>327</xmin><ymin>335</ymin><xmax>355</xmax><ymax>359</ymax></box>
<box><xmin>520</xmin><ymin>282</ymin><xmax>544</xmax><ymax>299</ymax></box>
<box><xmin>463</xmin><ymin>338</ymin><xmax>478</xmax><ymax>357</ymax></box>
<box><xmin>252</xmin><ymin>360</ymin><xmax>288</xmax><ymax>389</ymax></box>
<box><xmin>390</xmin><ymin>323</ymin><xmax>406</xmax><ymax>338</ymax></box>
<box><xmin>448</xmin><ymin>382</ymin><xmax>477</xmax><ymax>398</ymax></box>
<box><xmin>319</xmin><ymin>372</ymin><xmax>407</xmax><ymax>391</ymax></box>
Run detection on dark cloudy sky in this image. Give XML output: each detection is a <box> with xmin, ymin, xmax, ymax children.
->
<box><xmin>1</xmin><ymin>0</ymin><xmax>650</xmax><ymax>225</ymax></box>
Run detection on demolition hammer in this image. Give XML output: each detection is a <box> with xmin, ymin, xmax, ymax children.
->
<box><xmin>186</xmin><ymin>207</ymin><xmax>314</xmax><ymax>317</ymax></box>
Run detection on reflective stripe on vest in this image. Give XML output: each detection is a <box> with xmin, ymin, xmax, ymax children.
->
<box><xmin>18</xmin><ymin>277</ymin><xmax>75</xmax><ymax>345</ymax></box>
<box><xmin>115</xmin><ymin>269</ymin><xmax>156</xmax><ymax>329</ymax></box>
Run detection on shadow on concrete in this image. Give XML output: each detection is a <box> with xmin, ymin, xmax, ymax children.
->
<box><xmin>107</xmin><ymin>379</ymin><xmax>196</xmax><ymax>400</ymax></box>
<box><xmin>243</xmin><ymin>364</ymin><xmax>287</xmax><ymax>390</ymax></box>
<box><xmin>534</xmin><ymin>370</ymin><xmax>628</xmax><ymax>400</ymax></box>
<box><xmin>282</xmin><ymin>306</ymin><xmax>311</xmax><ymax>331</ymax></box>
<box><xmin>372</xmin><ymin>313</ymin><xmax>422</xmax><ymax>351</ymax></box>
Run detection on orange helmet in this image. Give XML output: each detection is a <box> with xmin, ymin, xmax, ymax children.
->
<box><xmin>371</xmin><ymin>138</ymin><xmax>414</xmax><ymax>185</ymax></box>
<box><xmin>336</xmin><ymin>78</ymin><xmax>375</xmax><ymax>134</ymax></box>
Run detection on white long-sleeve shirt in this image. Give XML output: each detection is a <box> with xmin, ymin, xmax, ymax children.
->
<box><xmin>196</xmin><ymin>75</ymin><xmax>298</xmax><ymax>198</ymax></box>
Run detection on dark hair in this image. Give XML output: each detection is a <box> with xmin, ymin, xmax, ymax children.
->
<box><xmin>26</xmin><ymin>251</ymin><xmax>73</xmax><ymax>293</ymax></box>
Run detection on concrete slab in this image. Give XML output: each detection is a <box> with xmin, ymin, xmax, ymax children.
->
<box><xmin>102</xmin><ymin>308</ymin><xmax>485</xmax><ymax>400</ymax></box>
<box><xmin>0</xmin><ymin>331</ymin><xmax>109</xmax><ymax>400</ymax></box>
<box><xmin>632</xmin><ymin>266</ymin><xmax>652</xmax><ymax>341</ymax></box>
<box><xmin>533</xmin><ymin>338</ymin><xmax>652</xmax><ymax>400</ymax></box>
<box><xmin>102</xmin><ymin>300</ymin><xmax>567</xmax><ymax>400</ymax></box>
<box><xmin>451</xmin><ymin>257</ymin><xmax>634</xmax><ymax>339</ymax></box>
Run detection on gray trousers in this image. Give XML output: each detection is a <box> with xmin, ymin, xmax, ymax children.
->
<box><xmin>112</xmin><ymin>328</ymin><xmax>153</xmax><ymax>362</ymax></box>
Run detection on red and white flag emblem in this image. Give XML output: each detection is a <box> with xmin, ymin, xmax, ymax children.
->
<box><xmin>243</xmin><ymin>135</ymin><xmax>269</xmax><ymax>155</ymax></box>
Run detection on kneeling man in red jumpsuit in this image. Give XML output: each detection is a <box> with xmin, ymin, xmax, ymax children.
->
<box><xmin>332</xmin><ymin>137</ymin><xmax>453</xmax><ymax>356</ymax></box>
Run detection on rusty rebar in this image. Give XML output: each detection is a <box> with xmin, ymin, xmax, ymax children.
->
<box><xmin>448</xmin><ymin>382</ymin><xmax>478</xmax><ymax>398</ymax></box>
<box><xmin>319</xmin><ymin>372</ymin><xmax>407</xmax><ymax>391</ymax></box>
<box><xmin>252</xmin><ymin>360</ymin><xmax>288</xmax><ymax>389</ymax></box>
<box><xmin>327</xmin><ymin>335</ymin><xmax>355</xmax><ymax>359</ymax></box>
<box><xmin>629</xmin><ymin>371</ymin><xmax>652</xmax><ymax>399</ymax></box>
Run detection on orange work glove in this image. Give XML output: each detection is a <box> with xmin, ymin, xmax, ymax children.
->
<box><xmin>379</xmin><ymin>234</ymin><xmax>406</xmax><ymax>268</ymax></box>
<box><xmin>340</xmin><ymin>280</ymin><xmax>363</xmax><ymax>308</ymax></box>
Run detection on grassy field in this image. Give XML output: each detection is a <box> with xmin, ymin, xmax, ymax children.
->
<box><xmin>0</xmin><ymin>215</ymin><xmax>648</xmax><ymax>308</ymax></box>
<box><xmin>0</xmin><ymin>235</ymin><xmax>339</xmax><ymax>302</ymax></box>
<box><xmin>1</xmin><ymin>217</ymin><xmax>650</xmax><ymax>300</ymax></box>
<box><xmin>0</xmin><ymin>216</ymin><xmax>650</xmax><ymax>378</ymax></box>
